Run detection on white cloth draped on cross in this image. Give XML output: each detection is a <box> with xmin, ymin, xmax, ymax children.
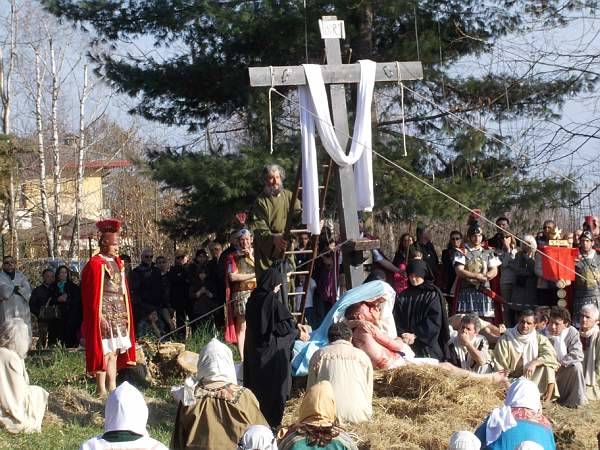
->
<box><xmin>298</xmin><ymin>59</ymin><xmax>377</xmax><ymax>235</ymax></box>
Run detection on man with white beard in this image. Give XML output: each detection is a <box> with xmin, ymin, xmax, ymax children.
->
<box><xmin>251</xmin><ymin>164</ymin><xmax>301</xmax><ymax>279</ymax></box>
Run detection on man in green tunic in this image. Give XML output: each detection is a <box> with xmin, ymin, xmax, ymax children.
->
<box><xmin>251</xmin><ymin>164</ymin><xmax>301</xmax><ymax>279</ymax></box>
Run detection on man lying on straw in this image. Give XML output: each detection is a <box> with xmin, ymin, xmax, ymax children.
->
<box><xmin>292</xmin><ymin>280</ymin><xmax>506</xmax><ymax>384</ymax></box>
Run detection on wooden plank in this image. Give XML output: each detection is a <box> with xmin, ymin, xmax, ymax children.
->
<box><xmin>343</xmin><ymin>238</ymin><xmax>380</xmax><ymax>252</ymax></box>
<box><xmin>249</xmin><ymin>61</ymin><xmax>423</xmax><ymax>87</ymax></box>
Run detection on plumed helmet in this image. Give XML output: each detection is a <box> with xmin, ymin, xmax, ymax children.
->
<box><xmin>96</xmin><ymin>219</ymin><xmax>121</xmax><ymax>246</ymax></box>
<box><xmin>467</xmin><ymin>221</ymin><xmax>483</xmax><ymax>237</ymax></box>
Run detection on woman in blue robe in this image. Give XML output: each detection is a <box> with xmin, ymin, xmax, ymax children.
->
<box><xmin>475</xmin><ymin>378</ymin><xmax>556</xmax><ymax>450</ymax></box>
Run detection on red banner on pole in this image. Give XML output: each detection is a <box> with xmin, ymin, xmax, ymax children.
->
<box><xmin>540</xmin><ymin>246</ymin><xmax>579</xmax><ymax>281</ymax></box>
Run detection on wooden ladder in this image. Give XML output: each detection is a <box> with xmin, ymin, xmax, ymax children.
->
<box><xmin>283</xmin><ymin>158</ymin><xmax>334</xmax><ymax>324</ymax></box>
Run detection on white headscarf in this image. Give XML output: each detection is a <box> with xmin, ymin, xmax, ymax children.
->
<box><xmin>515</xmin><ymin>442</ymin><xmax>544</xmax><ymax>450</ymax></box>
<box><xmin>171</xmin><ymin>338</ymin><xmax>238</xmax><ymax>406</ymax></box>
<box><xmin>196</xmin><ymin>338</ymin><xmax>237</xmax><ymax>384</ymax></box>
<box><xmin>104</xmin><ymin>382</ymin><xmax>149</xmax><ymax>436</ymax></box>
<box><xmin>505</xmin><ymin>326</ymin><xmax>538</xmax><ymax>365</ymax></box>
<box><xmin>237</xmin><ymin>425</ymin><xmax>278</xmax><ymax>450</ymax></box>
<box><xmin>485</xmin><ymin>378</ymin><xmax>541</xmax><ymax>445</ymax></box>
<box><xmin>448</xmin><ymin>430</ymin><xmax>481</xmax><ymax>450</ymax></box>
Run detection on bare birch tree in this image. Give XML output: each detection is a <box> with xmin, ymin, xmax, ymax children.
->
<box><xmin>0</xmin><ymin>0</ymin><xmax>18</xmax><ymax>257</ymax></box>
<box><xmin>68</xmin><ymin>64</ymin><xmax>87</xmax><ymax>260</ymax></box>
<box><xmin>48</xmin><ymin>37</ymin><xmax>63</xmax><ymax>257</ymax></box>
<box><xmin>32</xmin><ymin>47</ymin><xmax>54</xmax><ymax>256</ymax></box>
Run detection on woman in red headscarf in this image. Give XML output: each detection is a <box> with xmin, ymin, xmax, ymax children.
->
<box><xmin>81</xmin><ymin>219</ymin><xmax>136</xmax><ymax>397</ymax></box>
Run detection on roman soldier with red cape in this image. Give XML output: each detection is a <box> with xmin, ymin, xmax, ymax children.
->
<box><xmin>81</xmin><ymin>219</ymin><xmax>136</xmax><ymax>396</ymax></box>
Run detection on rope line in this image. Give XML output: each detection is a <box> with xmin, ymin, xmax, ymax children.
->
<box><xmin>158</xmin><ymin>239</ymin><xmax>351</xmax><ymax>342</ymax></box>
<box><xmin>399</xmin><ymin>84</ymin><xmax>578</xmax><ymax>186</ymax></box>
<box><xmin>268</xmin><ymin>86</ymin><xmax>588</xmax><ymax>283</ymax></box>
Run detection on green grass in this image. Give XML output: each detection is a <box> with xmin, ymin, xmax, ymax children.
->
<box><xmin>0</xmin><ymin>326</ymin><xmax>221</xmax><ymax>449</ymax></box>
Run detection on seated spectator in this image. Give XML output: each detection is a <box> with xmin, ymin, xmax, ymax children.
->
<box><xmin>393</xmin><ymin>260</ymin><xmax>450</xmax><ymax>360</ymax></box>
<box><xmin>237</xmin><ymin>425</ymin><xmax>277</xmax><ymax>450</ymax></box>
<box><xmin>448</xmin><ymin>314</ymin><xmax>491</xmax><ymax>373</ymax></box>
<box><xmin>0</xmin><ymin>318</ymin><xmax>48</xmax><ymax>433</ymax></box>
<box><xmin>580</xmin><ymin>304</ymin><xmax>600</xmax><ymax>400</ymax></box>
<box><xmin>79</xmin><ymin>381</ymin><xmax>167</xmax><ymax>450</ymax></box>
<box><xmin>307</xmin><ymin>322</ymin><xmax>373</xmax><ymax>424</ymax></box>
<box><xmin>278</xmin><ymin>381</ymin><xmax>358</xmax><ymax>450</ymax></box>
<box><xmin>534</xmin><ymin>306</ymin><xmax>550</xmax><ymax>332</ymax></box>
<box><xmin>543</xmin><ymin>306</ymin><xmax>587</xmax><ymax>408</ymax></box>
<box><xmin>449</xmin><ymin>431</ymin><xmax>481</xmax><ymax>450</ymax></box>
<box><xmin>474</xmin><ymin>378</ymin><xmax>556</xmax><ymax>449</ymax></box>
<box><xmin>448</xmin><ymin>314</ymin><xmax>506</xmax><ymax>346</ymax></box>
<box><xmin>171</xmin><ymin>338</ymin><xmax>267</xmax><ymax>449</ymax></box>
<box><xmin>492</xmin><ymin>310</ymin><xmax>559</xmax><ymax>401</ymax></box>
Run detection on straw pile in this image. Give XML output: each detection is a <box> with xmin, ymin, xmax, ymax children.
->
<box><xmin>283</xmin><ymin>365</ymin><xmax>600</xmax><ymax>449</ymax></box>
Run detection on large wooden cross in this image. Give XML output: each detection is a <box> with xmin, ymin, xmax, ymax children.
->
<box><xmin>249</xmin><ymin>15</ymin><xmax>423</xmax><ymax>288</ymax></box>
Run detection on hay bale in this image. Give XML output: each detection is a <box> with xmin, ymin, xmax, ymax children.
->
<box><xmin>286</xmin><ymin>366</ymin><xmax>600</xmax><ymax>449</ymax></box>
<box><xmin>285</xmin><ymin>365</ymin><xmax>506</xmax><ymax>450</ymax></box>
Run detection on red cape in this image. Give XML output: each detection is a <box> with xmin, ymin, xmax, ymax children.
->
<box><xmin>81</xmin><ymin>254</ymin><xmax>136</xmax><ymax>374</ymax></box>
<box><xmin>224</xmin><ymin>252</ymin><xmax>238</xmax><ymax>344</ymax></box>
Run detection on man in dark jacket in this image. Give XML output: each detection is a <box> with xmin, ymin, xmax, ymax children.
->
<box><xmin>206</xmin><ymin>242</ymin><xmax>225</xmax><ymax>327</ymax></box>
<box><xmin>393</xmin><ymin>259</ymin><xmax>450</xmax><ymax>361</ymax></box>
<box><xmin>413</xmin><ymin>225</ymin><xmax>439</xmax><ymax>281</ymax></box>
<box><xmin>130</xmin><ymin>249</ymin><xmax>165</xmax><ymax>336</ymax></box>
<box><xmin>168</xmin><ymin>251</ymin><xmax>190</xmax><ymax>340</ymax></box>
<box><xmin>29</xmin><ymin>268</ymin><xmax>55</xmax><ymax>348</ymax></box>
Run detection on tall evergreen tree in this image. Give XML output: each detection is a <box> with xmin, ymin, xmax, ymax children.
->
<box><xmin>42</xmin><ymin>0</ymin><xmax>586</xmax><ymax>235</ymax></box>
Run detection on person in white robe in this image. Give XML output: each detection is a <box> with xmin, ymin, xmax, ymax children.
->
<box><xmin>0</xmin><ymin>318</ymin><xmax>48</xmax><ymax>433</ymax></box>
<box><xmin>307</xmin><ymin>321</ymin><xmax>373</xmax><ymax>424</ymax></box>
<box><xmin>543</xmin><ymin>306</ymin><xmax>587</xmax><ymax>408</ymax></box>
<box><xmin>580</xmin><ymin>303</ymin><xmax>600</xmax><ymax>400</ymax></box>
<box><xmin>0</xmin><ymin>256</ymin><xmax>32</xmax><ymax>336</ymax></box>
<box><xmin>79</xmin><ymin>381</ymin><xmax>167</xmax><ymax>450</ymax></box>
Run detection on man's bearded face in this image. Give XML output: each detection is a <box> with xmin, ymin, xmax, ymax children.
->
<box><xmin>264</xmin><ymin>170</ymin><xmax>283</xmax><ymax>196</ymax></box>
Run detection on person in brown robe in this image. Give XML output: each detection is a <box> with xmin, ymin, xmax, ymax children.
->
<box><xmin>171</xmin><ymin>338</ymin><xmax>267</xmax><ymax>449</ymax></box>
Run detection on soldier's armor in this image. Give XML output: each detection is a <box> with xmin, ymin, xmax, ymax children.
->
<box><xmin>101</xmin><ymin>259</ymin><xmax>129</xmax><ymax>339</ymax></box>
